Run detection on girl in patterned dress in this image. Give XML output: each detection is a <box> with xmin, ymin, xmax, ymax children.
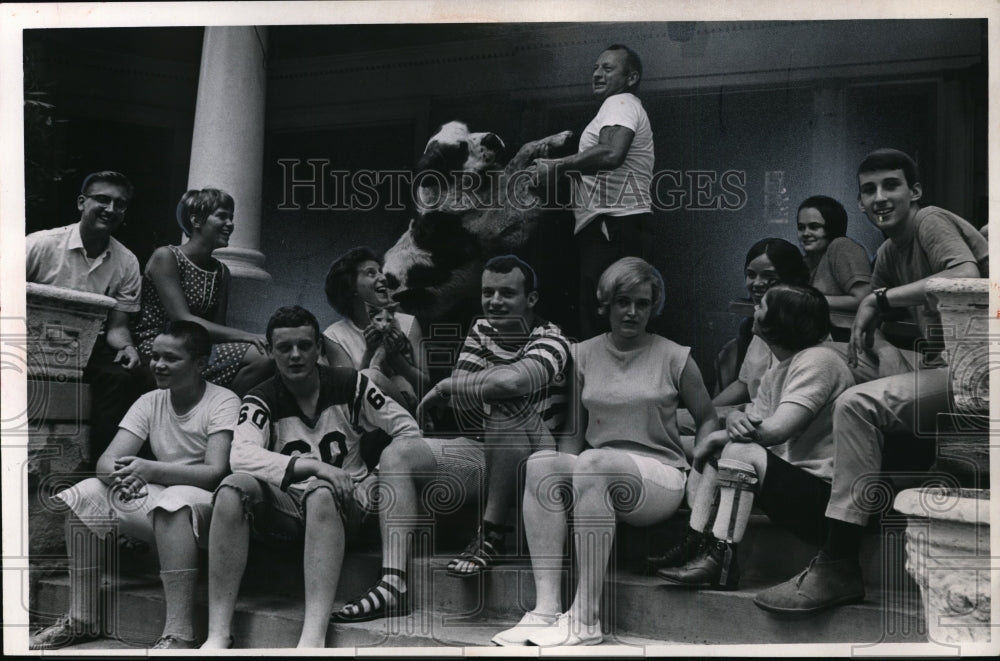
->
<box><xmin>133</xmin><ymin>189</ymin><xmax>273</xmax><ymax>395</ymax></box>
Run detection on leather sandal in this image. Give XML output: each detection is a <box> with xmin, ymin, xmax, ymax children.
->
<box><xmin>447</xmin><ymin>526</ymin><xmax>507</xmax><ymax>577</ymax></box>
<box><xmin>331</xmin><ymin>569</ymin><xmax>411</xmax><ymax>623</ymax></box>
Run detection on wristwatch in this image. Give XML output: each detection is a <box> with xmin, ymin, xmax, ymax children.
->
<box><xmin>873</xmin><ymin>287</ymin><xmax>892</xmax><ymax>313</ymax></box>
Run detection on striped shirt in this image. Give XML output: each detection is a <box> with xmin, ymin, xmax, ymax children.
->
<box><xmin>454</xmin><ymin>316</ymin><xmax>570</xmax><ymax>431</ymax></box>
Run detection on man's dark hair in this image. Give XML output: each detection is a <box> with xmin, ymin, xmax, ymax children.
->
<box><xmin>605</xmin><ymin>44</ymin><xmax>642</xmax><ymax>91</ymax></box>
<box><xmin>324</xmin><ymin>247</ymin><xmax>382</xmax><ymax>316</ymax></box>
<box><xmin>744</xmin><ymin>238</ymin><xmax>810</xmax><ymax>286</ymax></box>
<box><xmin>80</xmin><ymin>171</ymin><xmax>135</xmax><ymax>200</ymax></box>
<box><xmin>755</xmin><ymin>284</ymin><xmax>831</xmax><ymax>352</ymax></box>
<box><xmin>798</xmin><ymin>195</ymin><xmax>849</xmax><ymax>240</ymax></box>
<box><xmin>857</xmin><ymin>148</ymin><xmax>920</xmax><ymax>188</ymax></box>
<box><xmin>266</xmin><ymin>305</ymin><xmax>321</xmax><ymax>345</ymax></box>
<box><xmin>483</xmin><ymin>254</ymin><xmax>538</xmax><ymax>294</ymax></box>
<box><xmin>160</xmin><ymin>320</ymin><xmax>212</xmax><ymax>361</ymax></box>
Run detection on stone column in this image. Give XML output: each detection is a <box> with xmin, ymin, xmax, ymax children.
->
<box><xmin>188</xmin><ymin>26</ymin><xmax>270</xmax><ymax>281</ymax></box>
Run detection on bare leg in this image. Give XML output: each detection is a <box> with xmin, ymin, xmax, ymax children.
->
<box><xmin>297</xmin><ymin>489</ymin><xmax>344</xmax><ymax>648</ymax></box>
<box><xmin>451</xmin><ymin>409</ymin><xmax>549</xmax><ymax>574</ymax></box>
<box><xmin>523</xmin><ymin>450</ymin><xmax>577</xmax><ymax>616</ymax></box>
<box><xmin>201</xmin><ymin>487</ymin><xmax>249</xmax><ymax>649</ymax></box>
<box><xmin>153</xmin><ymin>509</ymin><xmax>200</xmax><ymax>641</ymax></box>
<box><xmin>379</xmin><ymin>439</ymin><xmax>436</xmax><ymax>579</ymax></box>
<box><xmin>481</xmin><ymin>429</ymin><xmax>532</xmax><ymax>526</ymax></box>
<box><xmin>333</xmin><ymin>439</ymin><xmax>444</xmax><ymax>622</ymax></box>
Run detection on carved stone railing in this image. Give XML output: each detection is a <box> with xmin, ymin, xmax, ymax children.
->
<box><xmin>26</xmin><ymin>283</ymin><xmax>115</xmax><ymax>557</ymax></box>
<box><xmin>925</xmin><ymin>277</ymin><xmax>990</xmax><ymax>414</ymax></box>
<box><xmin>893</xmin><ymin>277</ymin><xmax>991</xmax><ymax>644</ymax></box>
<box><xmin>26</xmin><ymin>282</ymin><xmax>116</xmax><ymax>381</ymax></box>
<box><xmin>893</xmin><ymin>488</ymin><xmax>991</xmax><ymax>643</ymax></box>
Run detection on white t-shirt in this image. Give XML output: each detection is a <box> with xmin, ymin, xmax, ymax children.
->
<box><xmin>746</xmin><ymin>346</ymin><xmax>854</xmax><ymax>482</ymax></box>
<box><xmin>572</xmin><ymin>93</ymin><xmax>655</xmax><ymax>233</ymax></box>
<box><xmin>118</xmin><ymin>382</ymin><xmax>240</xmax><ymax>464</ymax></box>
<box><xmin>737</xmin><ymin>335</ymin><xmax>776</xmax><ymax>400</ymax></box>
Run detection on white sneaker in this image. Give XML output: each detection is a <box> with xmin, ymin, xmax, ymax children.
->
<box><xmin>490</xmin><ymin>611</ymin><xmax>560</xmax><ymax>646</ymax></box>
<box><xmin>526</xmin><ymin>612</ymin><xmax>603</xmax><ymax>647</ymax></box>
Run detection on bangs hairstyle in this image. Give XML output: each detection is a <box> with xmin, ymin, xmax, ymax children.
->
<box><xmin>596</xmin><ymin>256</ymin><xmax>665</xmax><ymax>317</ymax></box>
<box><xmin>798</xmin><ymin>195</ymin><xmax>849</xmax><ymax>240</ymax></box>
<box><xmin>266</xmin><ymin>305</ymin><xmax>321</xmax><ymax>345</ymax></box>
<box><xmin>176</xmin><ymin>188</ymin><xmax>235</xmax><ymax>237</ymax></box>
<box><xmin>81</xmin><ymin>171</ymin><xmax>134</xmax><ymax>200</ymax></box>
<box><xmin>755</xmin><ymin>284</ymin><xmax>830</xmax><ymax>352</ymax></box>
<box><xmin>484</xmin><ymin>254</ymin><xmax>538</xmax><ymax>294</ymax></box>
<box><xmin>857</xmin><ymin>148</ymin><xmax>920</xmax><ymax>188</ymax></box>
<box><xmin>325</xmin><ymin>247</ymin><xmax>381</xmax><ymax>316</ymax></box>
<box><xmin>159</xmin><ymin>319</ymin><xmax>211</xmax><ymax>361</ymax></box>
<box><xmin>744</xmin><ymin>238</ymin><xmax>810</xmax><ymax>287</ymax></box>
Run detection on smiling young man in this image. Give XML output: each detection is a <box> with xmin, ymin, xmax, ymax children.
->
<box><xmin>331</xmin><ymin>255</ymin><xmax>570</xmax><ymax>623</ymax></box>
<box><xmin>754</xmin><ymin>148</ymin><xmax>988</xmax><ymax>616</ymax></box>
<box><xmin>533</xmin><ymin>44</ymin><xmax>655</xmax><ymax>339</ymax></box>
<box><xmin>26</xmin><ymin>171</ymin><xmax>145</xmax><ymax>460</ymax></box>
<box><xmin>31</xmin><ymin>321</ymin><xmax>239</xmax><ymax>650</ymax></box>
<box><xmin>200</xmin><ymin>306</ymin><xmax>421</xmax><ymax>648</ymax></box>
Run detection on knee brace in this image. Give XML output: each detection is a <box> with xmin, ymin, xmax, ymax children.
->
<box><xmin>711</xmin><ymin>458</ymin><xmax>758</xmax><ymax>544</ymax></box>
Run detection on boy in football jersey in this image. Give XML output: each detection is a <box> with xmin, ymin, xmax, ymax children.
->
<box><xmin>200</xmin><ymin>306</ymin><xmax>421</xmax><ymax>649</ymax></box>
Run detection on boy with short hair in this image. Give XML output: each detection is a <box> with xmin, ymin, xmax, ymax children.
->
<box><xmin>200</xmin><ymin>306</ymin><xmax>421</xmax><ymax>649</ymax></box>
<box><xmin>754</xmin><ymin>148</ymin><xmax>988</xmax><ymax>615</ymax></box>
<box><xmin>30</xmin><ymin>320</ymin><xmax>239</xmax><ymax>650</ymax></box>
<box><xmin>26</xmin><ymin>171</ymin><xmax>146</xmax><ymax>459</ymax></box>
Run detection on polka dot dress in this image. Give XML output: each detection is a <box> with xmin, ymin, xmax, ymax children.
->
<box><xmin>133</xmin><ymin>245</ymin><xmax>250</xmax><ymax>387</ymax></box>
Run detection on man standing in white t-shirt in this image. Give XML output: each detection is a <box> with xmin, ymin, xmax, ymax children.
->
<box><xmin>535</xmin><ymin>44</ymin><xmax>655</xmax><ymax>340</ymax></box>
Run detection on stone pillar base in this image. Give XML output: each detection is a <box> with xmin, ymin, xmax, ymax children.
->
<box><xmin>894</xmin><ymin>487</ymin><xmax>991</xmax><ymax>643</ymax></box>
<box><xmin>213</xmin><ymin>246</ymin><xmax>271</xmax><ymax>282</ymax></box>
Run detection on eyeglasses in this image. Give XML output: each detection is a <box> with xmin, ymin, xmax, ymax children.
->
<box><xmin>84</xmin><ymin>194</ymin><xmax>129</xmax><ymax>211</ymax></box>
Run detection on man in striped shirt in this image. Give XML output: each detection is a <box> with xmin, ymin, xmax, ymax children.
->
<box><xmin>332</xmin><ymin>255</ymin><xmax>571</xmax><ymax>623</ymax></box>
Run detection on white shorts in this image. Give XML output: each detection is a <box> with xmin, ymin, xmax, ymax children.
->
<box><xmin>54</xmin><ymin>477</ymin><xmax>213</xmax><ymax>549</ymax></box>
<box><xmin>591</xmin><ymin>449</ymin><xmax>687</xmax><ymax>527</ymax></box>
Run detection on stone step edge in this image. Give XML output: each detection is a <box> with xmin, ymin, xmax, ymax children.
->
<box><xmin>32</xmin><ymin>577</ymin><xmax>679</xmax><ymax>650</ymax></box>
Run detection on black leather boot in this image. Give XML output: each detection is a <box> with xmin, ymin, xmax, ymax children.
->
<box><xmin>656</xmin><ymin>538</ymin><xmax>740</xmax><ymax>590</ymax></box>
<box><xmin>644</xmin><ymin>528</ymin><xmax>707</xmax><ymax>574</ymax></box>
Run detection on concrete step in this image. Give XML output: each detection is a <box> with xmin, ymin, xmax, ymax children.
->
<box><xmin>211</xmin><ymin>510</ymin><xmax>914</xmax><ymax>598</ymax></box>
<box><xmin>34</xmin><ymin>545</ymin><xmax>925</xmax><ymax>649</ymax></box>
<box><xmin>33</xmin><ymin>574</ymin><xmax>671</xmax><ymax>650</ymax></box>
<box><xmin>30</xmin><ymin>504</ymin><xmax>926</xmax><ymax>648</ymax></box>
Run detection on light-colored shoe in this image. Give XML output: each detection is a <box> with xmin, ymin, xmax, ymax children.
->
<box><xmin>490</xmin><ymin>610</ymin><xmax>560</xmax><ymax>646</ymax></box>
<box><xmin>526</xmin><ymin>612</ymin><xmax>603</xmax><ymax>647</ymax></box>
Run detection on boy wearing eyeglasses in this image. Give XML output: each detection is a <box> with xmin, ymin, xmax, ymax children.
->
<box><xmin>26</xmin><ymin>170</ymin><xmax>145</xmax><ymax>459</ymax></box>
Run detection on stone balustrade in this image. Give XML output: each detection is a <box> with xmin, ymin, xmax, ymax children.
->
<box><xmin>894</xmin><ymin>277</ymin><xmax>991</xmax><ymax>644</ymax></box>
<box><xmin>26</xmin><ymin>282</ymin><xmax>116</xmax><ymax>381</ymax></box>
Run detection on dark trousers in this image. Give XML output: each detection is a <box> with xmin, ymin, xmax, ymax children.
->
<box><xmin>576</xmin><ymin>213</ymin><xmax>652</xmax><ymax>341</ymax></box>
<box><xmin>82</xmin><ymin>340</ymin><xmax>148</xmax><ymax>462</ymax></box>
